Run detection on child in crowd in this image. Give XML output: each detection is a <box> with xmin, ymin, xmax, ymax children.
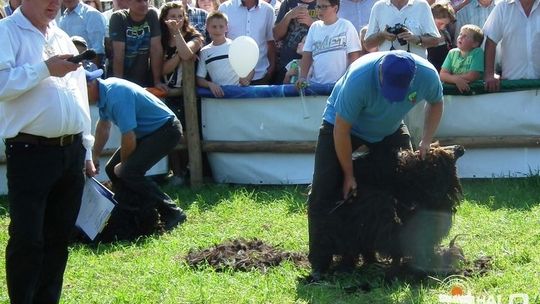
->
<box><xmin>297</xmin><ymin>0</ymin><xmax>360</xmax><ymax>86</ymax></box>
<box><xmin>197</xmin><ymin>11</ymin><xmax>250</xmax><ymax>97</ymax></box>
<box><xmin>439</xmin><ymin>24</ymin><xmax>484</xmax><ymax>93</ymax></box>
<box><xmin>283</xmin><ymin>36</ymin><xmax>308</xmax><ymax>84</ymax></box>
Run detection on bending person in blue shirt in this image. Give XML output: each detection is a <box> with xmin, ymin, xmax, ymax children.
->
<box><xmin>87</xmin><ymin>70</ymin><xmax>187</xmax><ymax>231</ymax></box>
<box><xmin>307</xmin><ymin>50</ymin><xmax>444</xmax><ymax>279</ymax></box>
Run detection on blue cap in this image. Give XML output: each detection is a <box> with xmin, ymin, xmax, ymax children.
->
<box><xmin>85</xmin><ymin>68</ymin><xmax>103</xmax><ymax>81</ymax></box>
<box><xmin>380</xmin><ymin>51</ymin><xmax>416</xmax><ymax>102</ymax></box>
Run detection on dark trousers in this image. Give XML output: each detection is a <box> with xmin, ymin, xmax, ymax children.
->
<box><xmin>105</xmin><ymin>118</ymin><xmax>182</xmax><ymax>208</ymax></box>
<box><xmin>307</xmin><ymin>121</ymin><xmax>412</xmax><ymax>272</ymax></box>
<box><xmin>5</xmin><ymin>137</ymin><xmax>85</xmax><ymax>304</ymax></box>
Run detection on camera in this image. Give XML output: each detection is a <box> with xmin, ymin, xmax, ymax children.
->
<box><xmin>387</xmin><ymin>23</ymin><xmax>408</xmax><ymax>46</ymax></box>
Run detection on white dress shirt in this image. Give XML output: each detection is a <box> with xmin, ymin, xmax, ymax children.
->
<box><xmin>483</xmin><ymin>0</ymin><xmax>540</xmax><ymax>79</ymax></box>
<box><xmin>365</xmin><ymin>0</ymin><xmax>440</xmax><ymax>58</ymax></box>
<box><xmin>0</xmin><ymin>9</ymin><xmax>94</xmax><ymax>160</ymax></box>
<box><xmin>219</xmin><ymin>0</ymin><xmax>275</xmax><ymax>80</ymax></box>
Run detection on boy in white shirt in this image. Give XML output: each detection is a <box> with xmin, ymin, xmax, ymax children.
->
<box><xmin>196</xmin><ymin>11</ymin><xmax>249</xmax><ymax>97</ymax></box>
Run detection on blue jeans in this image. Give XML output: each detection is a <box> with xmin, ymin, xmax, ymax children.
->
<box><xmin>105</xmin><ymin>118</ymin><xmax>182</xmax><ymax>209</ymax></box>
<box><xmin>5</xmin><ymin>137</ymin><xmax>85</xmax><ymax>304</ymax></box>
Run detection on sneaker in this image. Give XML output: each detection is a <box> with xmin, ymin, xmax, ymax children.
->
<box><xmin>161</xmin><ymin>208</ymin><xmax>187</xmax><ymax>231</ymax></box>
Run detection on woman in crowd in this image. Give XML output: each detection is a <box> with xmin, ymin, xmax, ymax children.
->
<box><xmin>427</xmin><ymin>2</ymin><xmax>456</xmax><ymax>72</ymax></box>
<box><xmin>296</xmin><ymin>0</ymin><xmax>360</xmax><ymax>86</ymax></box>
<box><xmin>159</xmin><ymin>1</ymin><xmax>204</xmax><ymax>95</ymax></box>
<box><xmin>159</xmin><ymin>1</ymin><xmax>204</xmax><ymax>183</ymax></box>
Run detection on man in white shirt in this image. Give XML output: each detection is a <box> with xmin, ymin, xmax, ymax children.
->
<box><xmin>219</xmin><ymin>0</ymin><xmax>276</xmax><ymax>84</ymax></box>
<box><xmin>364</xmin><ymin>0</ymin><xmax>441</xmax><ymax>58</ymax></box>
<box><xmin>0</xmin><ymin>0</ymin><xmax>94</xmax><ymax>302</ymax></box>
<box><xmin>483</xmin><ymin>0</ymin><xmax>540</xmax><ymax>91</ymax></box>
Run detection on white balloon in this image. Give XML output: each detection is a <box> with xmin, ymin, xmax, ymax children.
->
<box><xmin>228</xmin><ymin>36</ymin><xmax>259</xmax><ymax>78</ymax></box>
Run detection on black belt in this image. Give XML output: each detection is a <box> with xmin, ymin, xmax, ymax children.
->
<box><xmin>6</xmin><ymin>133</ymin><xmax>82</xmax><ymax>147</ymax></box>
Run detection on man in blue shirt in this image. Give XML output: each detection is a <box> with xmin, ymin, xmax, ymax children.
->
<box><xmin>59</xmin><ymin>0</ymin><xmax>107</xmax><ymax>67</ymax></box>
<box><xmin>86</xmin><ymin>69</ymin><xmax>186</xmax><ymax>231</ymax></box>
<box><xmin>307</xmin><ymin>50</ymin><xmax>444</xmax><ymax>278</ymax></box>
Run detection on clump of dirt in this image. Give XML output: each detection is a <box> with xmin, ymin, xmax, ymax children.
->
<box><xmin>185</xmin><ymin>238</ymin><xmax>308</xmax><ymax>272</ymax></box>
<box><xmin>464</xmin><ymin>255</ymin><xmax>493</xmax><ymax>277</ymax></box>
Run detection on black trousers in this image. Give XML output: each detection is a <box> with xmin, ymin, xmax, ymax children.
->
<box><xmin>307</xmin><ymin>121</ymin><xmax>412</xmax><ymax>272</ymax></box>
<box><xmin>5</xmin><ymin>137</ymin><xmax>85</xmax><ymax>304</ymax></box>
<box><xmin>105</xmin><ymin>118</ymin><xmax>183</xmax><ymax>208</ymax></box>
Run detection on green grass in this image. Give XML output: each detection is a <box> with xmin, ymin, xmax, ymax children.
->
<box><xmin>0</xmin><ymin>178</ymin><xmax>539</xmax><ymax>303</ymax></box>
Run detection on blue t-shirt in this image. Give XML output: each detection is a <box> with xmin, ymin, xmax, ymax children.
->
<box><xmin>322</xmin><ymin>52</ymin><xmax>443</xmax><ymax>143</ymax></box>
<box><xmin>97</xmin><ymin>78</ymin><xmax>175</xmax><ymax>138</ymax></box>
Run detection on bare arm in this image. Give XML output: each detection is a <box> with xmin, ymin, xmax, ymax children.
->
<box><xmin>299</xmin><ymin>51</ymin><xmax>312</xmax><ymax>80</ymax></box>
<box><xmin>334</xmin><ymin>114</ymin><xmax>356</xmax><ymax>199</ymax></box>
<box><xmin>483</xmin><ymin>37</ymin><xmax>499</xmax><ymax>92</ymax></box>
<box><xmin>197</xmin><ymin>76</ymin><xmax>224</xmax><ymax>98</ymax></box>
<box><xmin>92</xmin><ymin>119</ymin><xmax>112</xmax><ymax>173</ymax></box>
<box><xmin>416</xmin><ymin>35</ymin><xmax>441</xmax><ymax>48</ymax></box>
<box><xmin>163</xmin><ymin>34</ymin><xmax>201</xmax><ymax>75</ymax></box>
<box><xmin>175</xmin><ymin>33</ymin><xmax>203</xmax><ymax>61</ymax></box>
<box><xmin>266</xmin><ymin>40</ymin><xmax>277</xmax><ymax>80</ymax></box>
<box><xmin>399</xmin><ymin>31</ymin><xmax>441</xmax><ymax>48</ymax></box>
<box><xmin>441</xmin><ymin>69</ymin><xmax>480</xmax><ymax>83</ymax></box>
<box><xmin>120</xmin><ymin>131</ymin><xmax>137</xmax><ymax>162</ymax></box>
<box><xmin>273</xmin><ymin>9</ymin><xmax>295</xmax><ymax>41</ymax></box>
<box><xmin>112</xmin><ymin>41</ymin><xmax>125</xmax><ymax>78</ymax></box>
<box><xmin>419</xmin><ymin>101</ymin><xmax>443</xmax><ymax>158</ymax></box>
<box><xmin>364</xmin><ymin>31</ymin><xmax>393</xmax><ymax>51</ymax></box>
<box><xmin>150</xmin><ymin>36</ymin><xmax>164</xmax><ymax>86</ymax></box>
<box><xmin>273</xmin><ymin>6</ymin><xmax>307</xmax><ymax>41</ymax></box>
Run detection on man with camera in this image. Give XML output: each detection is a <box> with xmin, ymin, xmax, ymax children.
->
<box><xmin>364</xmin><ymin>0</ymin><xmax>440</xmax><ymax>58</ymax></box>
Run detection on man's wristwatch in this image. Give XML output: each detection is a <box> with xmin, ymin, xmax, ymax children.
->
<box><xmin>417</xmin><ymin>35</ymin><xmax>423</xmax><ymax>46</ymax></box>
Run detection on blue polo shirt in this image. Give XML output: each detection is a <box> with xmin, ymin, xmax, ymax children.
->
<box><xmin>322</xmin><ymin>52</ymin><xmax>443</xmax><ymax>143</ymax></box>
<box><xmin>97</xmin><ymin>78</ymin><xmax>175</xmax><ymax>138</ymax></box>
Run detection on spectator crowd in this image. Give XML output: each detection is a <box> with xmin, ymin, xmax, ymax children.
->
<box><xmin>2</xmin><ymin>0</ymin><xmax>538</xmax><ymax>92</ymax></box>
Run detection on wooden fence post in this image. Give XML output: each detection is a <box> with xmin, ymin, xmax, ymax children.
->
<box><xmin>182</xmin><ymin>60</ymin><xmax>203</xmax><ymax>188</ymax></box>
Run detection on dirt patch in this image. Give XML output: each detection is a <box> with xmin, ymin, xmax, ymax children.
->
<box><xmin>464</xmin><ymin>256</ymin><xmax>493</xmax><ymax>277</ymax></box>
<box><xmin>185</xmin><ymin>238</ymin><xmax>308</xmax><ymax>272</ymax></box>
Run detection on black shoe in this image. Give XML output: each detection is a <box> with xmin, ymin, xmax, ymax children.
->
<box><xmin>160</xmin><ymin>207</ymin><xmax>187</xmax><ymax>231</ymax></box>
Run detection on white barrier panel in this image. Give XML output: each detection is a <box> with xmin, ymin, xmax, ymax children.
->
<box><xmin>0</xmin><ymin>106</ymin><xmax>168</xmax><ymax>195</ymax></box>
<box><xmin>202</xmin><ymin>96</ymin><xmax>326</xmax><ymax>184</ymax></box>
<box><xmin>406</xmin><ymin>90</ymin><xmax>540</xmax><ymax>178</ymax></box>
<box><xmin>203</xmin><ymin>90</ymin><xmax>540</xmax><ymax>184</ymax></box>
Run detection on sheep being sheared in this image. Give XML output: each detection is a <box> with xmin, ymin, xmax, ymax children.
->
<box><xmin>321</xmin><ymin>144</ymin><xmax>465</xmax><ymax>275</ymax></box>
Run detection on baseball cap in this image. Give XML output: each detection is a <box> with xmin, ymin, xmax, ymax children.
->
<box><xmin>85</xmin><ymin>68</ymin><xmax>103</xmax><ymax>81</ymax></box>
<box><xmin>380</xmin><ymin>51</ymin><xmax>416</xmax><ymax>102</ymax></box>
